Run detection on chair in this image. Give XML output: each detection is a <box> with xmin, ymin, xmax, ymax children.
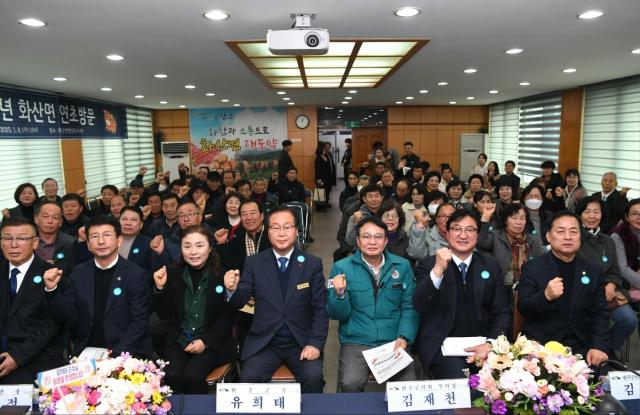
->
<box><xmin>271</xmin><ymin>364</ymin><xmax>296</xmax><ymax>382</ymax></box>
<box><xmin>206</xmin><ymin>361</ymin><xmax>239</xmax><ymax>386</ymax></box>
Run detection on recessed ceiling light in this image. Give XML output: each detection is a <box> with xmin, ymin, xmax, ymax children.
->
<box><xmin>339</xmin><ymin>109</ymin><xmax>343</xmax><ymax>112</ymax></box>
<box><xmin>489</xmin><ymin>90</ymin><xmax>499</xmax><ymax>94</ymax></box>
<box><xmin>206</xmin><ymin>92</ymin><xmax>215</xmax><ymax>96</ymax></box>
<box><xmin>394</xmin><ymin>7</ymin><xmax>421</xmax><ymax>17</ymax></box>
<box><xmin>562</xmin><ymin>68</ymin><xmax>577</xmax><ymax>73</ymax></box>
<box><xmin>178</xmin><ymin>105</ymin><xmax>186</xmax><ymax>108</ymax></box>
<box><xmin>631</xmin><ymin>48</ymin><xmax>640</xmax><ymax>54</ymax></box>
<box><xmin>100</xmin><ymin>87</ymin><xmax>112</xmax><ymax>92</ymax></box>
<box><xmin>184</xmin><ymin>84</ymin><xmax>196</xmax><ymax>89</ymax></box>
<box><xmin>395</xmin><ymin>101</ymin><xmax>403</xmax><ymax>104</ymax></box>
<box><xmin>406</xmin><ymin>96</ymin><xmax>414</xmax><ymax>100</ymax></box>
<box><xmin>449</xmin><ymin>101</ymin><xmax>457</xmax><ymax>105</ymax></box>
<box><xmin>466</xmin><ymin>96</ymin><xmax>475</xmax><ymax>100</ymax></box>
<box><xmin>344</xmin><ymin>97</ymin><xmax>352</xmax><ymax>100</ymax></box>
<box><xmin>373</xmin><ymin>112</ymin><xmax>378</xmax><ymax>115</ymax></box>
<box><xmin>419</xmin><ymin>89</ymin><xmax>428</xmax><ymax>94</ymax></box>
<box><xmin>52</xmin><ymin>77</ymin><xmax>67</xmax><ymax>82</ymax></box>
<box><xmin>282</xmin><ymin>97</ymin><xmax>291</xmax><ymax>101</ymax></box>
<box><xmin>380</xmin><ymin>109</ymin><xmax>384</xmax><ymax>111</ymax></box>
<box><xmin>106</xmin><ymin>54</ymin><xmax>124</xmax><ymax>61</ymax></box>
<box><xmin>160</xmin><ymin>101</ymin><xmax>168</xmax><ymax>105</ymax></box>
<box><xmin>578</xmin><ymin>10</ymin><xmax>604</xmax><ymax>19</ymax></box>
<box><xmin>277</xmin><ymin>91</ymin><xmax>286</xmax><ymax>95</ymax></box>
<box><xmin>134</xmin><ymin>95</ymin><xmax>144</xmax><ymax>99</ymax></box>
<box><xmin>348</xmin><ymin>90</ymin><xmax>358</xmax><ymax>94</ymax></box>
<box><xmin>154</xmin><ymin>73</ymin><xmax>168</xmax><ymax>79</ymax></box>
<box><xmin>437</xmin><ymin>81</ymin><xmax>448</xmax><ymax>86</ymax></box>
<box><xmin>233</xmin><ymin>104</ymin><xmax>240</xmax><ymax>107</ymax></box>
<box><xmin>464</xmin><ymin>68</ymin><xmax>478</xmax><ymax>74</ymax></box>
<box><xmin>19</xmin><ymin>18</ymin><xmax>46</xmax><ymax>27</ymax></box>
<box><xmin>519</xmin><ymin>81</ymin><xmax>531</xmax><ymax>86</ymax></box>
<box><xmin>505</xmin><ymin>48</ymin><xmax>523</xmax><ymax>55</ymax></box>
<box><xmin>221</xmin><ymin>99</ymin><xmax>230</xmax><ymax>103</ymax></box>
<box><xmin>324</xmin><ymin>106</ymin><xmax>334</xmax><ymax>110</ymax></box>
<box><xmin>288</xmin><ymin>102</ymin><xmax>295</xmax><ymax>105</ymax></box>
<box><xmin>341</xmin><ymin>101</ymin><xmax>349</xmax><ymax>104</ymax></box>
<box><xmin>203</xmin><ymin>10</ymin><xmax>230</xmax><ymax>21</ymax></box>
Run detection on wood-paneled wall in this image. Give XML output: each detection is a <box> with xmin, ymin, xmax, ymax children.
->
<box><xmin>387</xmin><ymin>106</ymin><xmax>488</xmax><ymax>174</ymax></box>
<box><xmin>558</xmin><ymin>88</ymin><xmax>583</xmax><ymax>174</ymax></box>
<box><xmin>60</xmin><ymin>140</ymin><xmax>85</xmax><ymax>193</ymax></box>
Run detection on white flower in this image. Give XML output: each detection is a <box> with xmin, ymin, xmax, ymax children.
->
<box><xmin>504</xmin><ymin>392</ymin><xmax>514</xmax><ymax>401</ymax></box>
<box><xmin>537</xmin><ymin>379</ymin><xmax>548</xmax><ymax>387</ymax></box>
<box><xmin>492</xmin><ymin>335</ymin><xmax>512</xmax><ymax>354</ymax></box>
<box><xmin>548</xmin><ymin>384</ymin><xmax>556</xmax><ymax>392</ymax></box>
<box><xmin>577</xmin><ymin>396</ymin><xmax>585</xmax><ymax>404</ymax></box>
<box><xmin>498</xmin><ymin>367</ymin><xmax>539</xmax><ymax>398</ymax></box>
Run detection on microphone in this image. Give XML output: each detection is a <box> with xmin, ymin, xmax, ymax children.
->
<box><xmin>594</xmin><ymin>360</ymin><xmax>640</xmax><ymax>415</ymax></box>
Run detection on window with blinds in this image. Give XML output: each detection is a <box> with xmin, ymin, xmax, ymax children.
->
<box><xmin>517</xmin><ymin>94</ymin><xmax>562</xmax><ymax>184</ymax></box>
<box><xmin>580</xmin><ymin>76</ymin><xmax>640</xmax><ymax>199</ymax></box>
<box><xmin>487</xmin><ymin>101</ymin><xmax>519</xmax><ymax>170</ymax></box>
<box><xmin>0</xmin><ymin>139</ymin><xmax>66</xmax><ymax>210</ymax></box>
<box><xmin>124</xmin><ymin>107</ymin><xmax>156</xmax><ymax>185</ymax></box>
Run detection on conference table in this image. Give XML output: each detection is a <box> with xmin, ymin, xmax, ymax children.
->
<box><xmin>168</xmin><ymin>393</ymin><xmax>640</xmax><ymax>414</ymax></box>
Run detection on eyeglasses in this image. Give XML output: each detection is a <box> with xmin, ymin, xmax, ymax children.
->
<box><xmin>382</xmin><ymin>213</ymin><xmax>399</xmax><ymax>220</ymax></box>
<box><xmin>359</xmin><ymin>233</ymin><xmax>385</xmax><ymax>241</ymax></box>
<box><xmin>0</xmin><ymin>236</ymin><xmax>36</xmax><ymax>245</ymax></box>
<box><xmin>268</xmin><ymin>224</ymin><xmax>296</xmax><ymax>233</ymax></box>
<box><xmin>449</xmin><ymin>226</ymin><xmax>478</xmax><ymax>235</ymax></box>
<box><xmin>88</xmin><ymin>232</ymin><xmax>116</xmax><ymax>241</ymax></box>
<box><xmin>628</xmin><ymin>212</ymin><xmax>640</xmax><ymax>219</ymax></box>
<box><xmin>178</xmin><ymin>211</ymin><xmax>199</xmax><ymax>219</ymax></box>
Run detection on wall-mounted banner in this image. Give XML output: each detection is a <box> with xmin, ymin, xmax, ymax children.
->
<box><xmin>0</xmin><ymin>86</ymin><xmax>127</xmax><ymax>139</ymax></box>
<box><xmin>189</xmin><ymin>107</ymin><xmax>287</xmax><ymax>180</ymax></box>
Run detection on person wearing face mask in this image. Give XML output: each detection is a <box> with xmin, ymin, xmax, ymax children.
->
<box><xmin>339</xmin><ymin>172</ymin><xmax>359</xmax><ymax>213</ymax></box>
<box><xmin>426</xmin><ymin>192</ymin><xmax>447</xmax><ymax>222</ymax></box>
<box><xmin>575</xmin><ymin>197</ymin><xmax>638</xmax><ymax>358</ymax></box>
<box><xmin>407</xmin><ymin>203</ymin><xmax>456</xmax><ymax>260</ymax></box>
<box><xmin>402</xmin><ymin>184</ymin><xmax>428</xmax><ymax>233</ymax></box>
<box><xmin>520</xmin><ymin>183</ymin><xmax>552</xmax><ymax>245</ymax></box>
<box><xmin>152</xmin><ymin>225</ymin><xmax>237</xmax><ymax>394</ymax></box>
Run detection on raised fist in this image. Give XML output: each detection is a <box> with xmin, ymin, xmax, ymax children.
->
<box><xmin>43</xmin><ymin>268</ymin><xmax>63</xmax><ymax>290</ymax></box>
<box><xmin>224</xmin><ymin>269</ymin><xmax>240</xmax><ymax>291</ymax></box>
<box><xmin>433</xmin><ymin>248</ymin><xmax>453</xmax><ymax>277</ymax></box>
<box><xmin>153</xmin><ymin>266</ymin><xmax>168</xmax><ymax>290</ymax></box>
<box><xmin>333</xmin><ymin>274</ymin><xmax>346</xmax><ymax>296</ymax></box>
<box><xmin>150</xmin><ymin>235</ymin><xmax>165</xmax><ymax>255</ymax></box>
<box><xmin>545</xmin><ymin>277</ymin><xmax>564</xmax><ymax>301</ymax></box>
<box><xmin>214</xmin><ymin>228</ymin><xmax>229</xmax><ymax>245</ymax></box>
<box><xmin>139</xmin><ymin>166</ymin><xmax>149</xmax><ymax>176</ymax></box>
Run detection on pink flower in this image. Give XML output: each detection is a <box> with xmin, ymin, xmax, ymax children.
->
<box><xmin>87</xmin><ymin>390</ymin><xmax>101</xmax><ymax>406</ymax></box>
<box><xmin>132</xmin><ymin>401</ymin><xmax>147</xmax><ymax>414</ymax></box>
<box><xmin>161</xmin><ymin>400</ymin><xmax>172</xmax><ymax>411</ymax></box>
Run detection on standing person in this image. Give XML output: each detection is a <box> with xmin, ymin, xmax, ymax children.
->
<box><xmin>552</xmin><ymin>168</ymin><xmax>587</xmax><ymax>212</ymax></box>
<box><xmin>592</xmin><ymin>172</ymin><xmax>631</xmax><ymax>233</ymax></box>
<box><xmin>278</xmin><ymin>140</ymin><xmax>295</xmax><ymax>183</ymax></box>
<box><xmin>224</xmin><ymin>206</ymin><xmax>328</xmax><ymax>393</ymax></box>
<box><xmin>61</xmin><ymin>193</ymin><xmax>89</xmax><ymax>238</ymax></box>
<box><xmin>499</xmin><ymin>161</ymin><xmax>520</xmax><ymax>197</ymax></box>
<box><xmin>397</xmin><ymin>141</ymin><xmax>420</xmax><ymax>178</ymax></box>
<box><xmin>327</xmin><ymin>216</ymin><xmax>418</xmax><ymax>392</ymax></box>
<box><xmin>88</xmin><ymin>185</ymin><xmax>119</xmax><ymax>217</ymax></box>
<box><xmin>39</xmin><ymin>178</ymin><xmax>62</xmax><ymax>204</ymax></box>
<box><xmin>152</xmin><ymin>225</ymin><xmax>237</xmax><ymax>394</ymax></box>
<box><xmin>470</xmin><ymin>153</ymin><xmax>488</xmax><ymax>176</ymax></box>
<box><xmin>539</xmin><ymin>160</ymin><xmax>563</xmax><ymax>199</ymax></box>
<box><xmin>518</xmin><ymin>211</ymin><xmax>609</xmax><ymax>365</ymax></box>
<box><xmin>315</xmin><ymin>141</ymin><xmax>336</xmax><ymax>206</ymax></box>
<box><xmin>341</xmin><ymin>138</ymin><xmax>352</xmax><ymax>186</ymax></box>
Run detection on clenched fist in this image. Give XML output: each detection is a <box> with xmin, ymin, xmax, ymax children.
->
<box><xmin>43</xmin><ymin>268</ymin><xmax>63</xmax><ymax>290</ymax></box>
<box><xmin>224</xmin><ymin>269</ymin><xmax>240</xmax><ymax>292</ymax></box>
<box><xmin>433</xmin><ymin>248</ymin><xmax>453</xmax><ymax>277</ymax></box>
<box><xmin>150</xmin><ymin>235</ymin><xmax>164</xmax><ymax>255</ymax></box>
<box><xmin>153</xmin><ymin>266</ymin><xmax>167</xmax><ymax>290</ymax></box>
<box><xmin>214</xmin><ymin>228</ymin><xmax>229</xmax><ymax>245</ymax></box>
<box><xmin>544</xmin><ymin>277</ymin><xmax>564</xmax><ymax>301</ymax></box>
<box><xmin>413</xmin><ymin>210</ymin><xmax>430</xmax><ymax>229</ymax></box>
<box><xmin>333</xmin><ymin>274</ymin><xmax>347</xmax><ymax>296</ymax></box>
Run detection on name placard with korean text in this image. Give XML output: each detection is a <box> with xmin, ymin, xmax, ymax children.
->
<box><xmin>387</xmin><ymin>379</ymin><xmax>472</xmax><ymax>412</ymax></box>
<box><xmin>216</xmin><ymin>383</ymin><xmax>301</xmax><ymax>413</ymax></box>
<box><xmin>0</xmin><ymin>384</ymin><xmax>33</xmax><ymax>406</ymax></box>
<box><xmin>609</xmin><ymin>371</ymin><xmax>640</xmax><ymax>401</ymax></box>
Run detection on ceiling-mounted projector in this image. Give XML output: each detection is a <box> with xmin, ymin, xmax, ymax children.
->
<box><xmin>267</xmin><ymin>13</ymin><xmax>329</xmax><ymax>55</ymax></box>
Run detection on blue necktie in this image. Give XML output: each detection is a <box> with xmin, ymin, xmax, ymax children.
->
<box><xmin>9</xmin><ymin>268</ymin><xmax>19</xmax><ymax>304</ymax></box>
<box><xmin>459</xmin><ymin>263</ymin><xmax>468</xmax><ymax>286</ymax></box>
<box><xmin>278</xmin><ymin>257</ymin><xmax>288</xmax><ymax>273</ymax></box>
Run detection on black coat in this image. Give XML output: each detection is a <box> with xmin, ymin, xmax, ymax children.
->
<box><xmin>592</xmin><ymin>190</ymin><xmax>628</xmax><ymax>234</ymax></box>
<box><xmin>314</xmin><ymin>153</ymin><xmax>336</xmax><ymax>186</ymax></box>
<box><xmin>277</xmin><ymin>150</ymin><xmax>294</xmax><ymax>183</ymax></box>
<box><xmin>217</xmin><ymin>227</ymin><xmax>272</xmax><ymax>273</ymax></box>
<box><xmin>278</xmin><ymin>180</ymin><xmax>306</xmax><ymax>204</ymax></box>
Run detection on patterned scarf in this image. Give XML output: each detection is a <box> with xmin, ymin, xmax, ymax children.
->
<box><xmin>508</xmin><ymin>234</ymin><xmax>529</xmax><ymax>282</ymax></box>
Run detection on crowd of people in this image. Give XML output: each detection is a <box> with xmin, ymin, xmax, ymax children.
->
<box><xmin>0</xmin><ymin>139</ymin><xmax>638</xmax><ymax>396</ymax></box>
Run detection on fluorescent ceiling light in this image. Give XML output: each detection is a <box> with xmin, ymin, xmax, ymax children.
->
<box><xmin>348</xmin><ymin>90</ymin><xmax>357</xmax><ymax>94</ymax></box>
<box><xmin>437</xmin><ymin>81</ymin><xmax>448</xmax><ymax>86</ymax></box>
<box><xmin>344</xmin><ymin>96</ymin><xmax>352</xmax><ymax>100</ymax></box>
<box><xmin>154</xmin><ymin>73</ymin><xmax>168</xmax><ymax>78</ymax></box>
<box><xmin>449</xmin><ymin>101</ymin><xmax>457</xmax><ymax>105</ymax></box>
<box><xmin>53</xmin><ymin>77</ymin><xmax>67</xmax><ymax>82</ymax></box>
<box><xmin>206</xmin><ymin>92</ymin><xmax>215</xmax><ymax>96</ymax></box>
<box><xmin>134</xmin><ymin>95</ymin><xmax>144</xmax><ymax>99</ymax></box>
<box><xmin>466</xmin><ymin>96</ymin><xmax>475</xmax><ymax>100</ymax></box>
<box><xmin>19</xmin><ymin>18</ymin><xmax>46</xmax><ymax>27</ymax></box>
<box><xmin>489</xmin><ymin>90</ymin><xmax>499</xmax><ymax>94</ymax></box>
<box><xmin>394</xmin><ymin>7</ymin><xmax>421</xmax><ymax>17</ymax></box>
<box><xmin>631</xmin><ymin>48</ymin><xmax>640</xmax><ymax>54</ymax></box>
<box><xmin>339</xmin><ymin>109</ymin><xmax>343</xmax><ymax>112</ymax></box>
<box><xmin>562</xmin><ymin>68</ymin><xmax>577</xmax><ymax>73</ymax></box>
<box><xmin>282</xmin><ymin>97</ymin><xmax>290</xmax><ymax>101</ymax></box>
<box><xmin>221</xmin><ymin>99</ymin><xmax>230</xmax><ymax>103</ymax></box>
<box><xmin>184</xmin><ymin>84</ymin><xmax>196</xmax><ymax>89</ymax></box>
<box><xmin>276</xmin><ymin>91</ymin><xmax>286</xmax><ymax>95</ymax></box>
<box><xmin>463</xmin><ymin>68</ymin><xmax>477</xmax><ymax>74</ymax></box>
<box><xmin>578</xmin><ymin>10</ymin><xmax>604</xmax><ymax>19</ymax></box>
<box><xmin>159</xmin><ymin>101</ymin><xmax>168</xmax><ymax>104</ymax></box>
<box><xmin>179</xmin><ymin>105</ymin><xmax>186</xmax><ymax>108</ymax></box>
<box><xmin>106</xmin><ymin>54</ymin><xmax>124</xmax><ymax>61</ymax></box>
<box><xmin>203</xmin><ymin>10</ymin><xmax>230</xmax><ymax>21</ymax></box>
<box><xmin>100</xmin><ymin>87</ymin><xmax>112</xmax><ymax>92</ymax></box>
<box><xmin>419</xmin><ymin>89</ymin><xmax>428</xmax><ymax>94</ymax></box>
<box><xmin>405</xmin><ymin>96</ymin><xmax>414</xmax><ymax>100</ymax></box>
<box><xmin>505</xmin><ymin>48</ymin><xmax>523</xmax><ymax>55</ymax></box>
<box><xmin>519</xmin><ymin>81</ymin><xmax>531</xmax><ymax>86</ymax></box>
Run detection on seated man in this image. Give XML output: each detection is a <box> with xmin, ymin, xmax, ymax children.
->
<box><xmin>0</xmin><ymin>218</ymin><xmax>65</xmax><ymax>383</ymax></box>
<box><xmin>592</xmin><ymin>171</ymin><xmax>630</xmax><ymax>233</ymax></box>
<box><xmin>413</xmin><ymin>210</ymin><xmax>511</xmax><ymax>379</ymax></box>
<box><xmin>43</xmin><ymin>215</ymin><xmax>152</xmax><ymax>358</ymax></box>
<box><xmin>278</xmin><ymin>167</ymin><xmax>306</xmax><ymax>204</ymax></box>
<box><xmin>35</xmin><ymin>201</ymin><xmax>76</xmax><ymax>276</ymax></box>
<box><xmin>327</xmin><ymin>216</ymin><xmax>418</xmax><ymax>392</ymax></box>
<box><xmin>518</xmin><ymin>211</ymin><xmax>609</xmax><ymax>366</ymax></box>
<box><xmin>224</xmin><ymin>206</ymin><xmax>328</xmax><ymax>393</ymax></box>
<box><xmin>60</xmin><ymin>193</ymin><xmax>89</xmax><ymax>238</ymax></box>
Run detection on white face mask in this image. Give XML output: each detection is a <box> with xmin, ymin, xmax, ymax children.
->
<box><xmin>428</xmin><ymin>204</ymin><xmax>439</xmax><ymax>215</ymax></box>
<box><xmin>357</xmin><ymin>185</ymin><xmax>364</xmax><ymax>193</ymax></box>
<box><xmin>525</xmin><ymin>199</ymin><xmax>543</xmax><ymax>210</ymax></box>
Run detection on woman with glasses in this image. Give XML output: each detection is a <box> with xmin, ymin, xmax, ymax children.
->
<box><xmin>402</xmin><ymin>183</ymin><xmax>428</xmax><ymax>233</ymax></box>
<box><xmin>610</xmin><ymin>199</ymin><xmax>640</xmax><ymax>311</ymax></box>
<box><xmin>152</xmin><ymin>225</ymin><xmax>237</xmax><ymax>394</ymax></box>
<box><xmin>376</xmin><ymin>200</ymin><xmax>410</xmax><ymax>260</ymax></box>
<box><xmin>2</xmin><ymin>183</ymin><xmax>39</xmax><ymax>223</ymax></box>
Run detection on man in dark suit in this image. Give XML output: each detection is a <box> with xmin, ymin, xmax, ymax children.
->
<box><xmin>43</xmin><ymin>215</ymin><xmax>152</xmax><ymax>358</ymax></box>
<box><xmin>413</xmin><ymin>209</ymin><xmax>511</xmax><ymax>379</ymax></box>
<box><xmin>224</xmin><ymin>206</ymin><xmax>328</xmax><ymax>393</ymax></box>
<box><xmin>518</xmin><ymin>211</ymin><xmax>609</xmax><ymax>366</ymax></box>
<box><xmin>592</xmin><ymin>172</ymin><xmax>630</xmax><ymax>233</ymax></box>
<box><xmin>278</xmin><ymin>167</ymin><xmax>306</xmax><ymax>204</ymax></box>
<box><xmin>0</xmin><ymin>217</ymin><xmax>65</xmax><ymax>383</ymax></box>
<box><xmin>278</xmin><ymin>139</ymin><xmax>295</xmax><ymax>183</ymax></box>
<box><xmin>34</xmin><ymin>202</ymin><xmax>76</xmax><ymax>276</ymax></box>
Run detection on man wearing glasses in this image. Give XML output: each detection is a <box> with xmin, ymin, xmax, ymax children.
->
<box><xmin>407</xmin><ymin>203</ymin><xmax>456</xmax><ymax>260</ymax></box>
<box><xmin>327</xmin><ymin>216</ymin><xmax>418</xmax><ymax>392</ymax></box>
<box><xmin>0</xmin><ymin>217</ymin><xmax>65</xmax><ymax>383</ymax></box>
<box><xmin>42</xmin><ymin>215</ymin><xmax>152</xmax><ymax>358</ymax></box>
<box><xmin>413</xmin><ymin>209</ymin><xmax>511</xmax><ymax>379</ymax></box>
<box><xmin>224</xmin><ymin>206</ymin><xmax>328</xmax><ymax>393</ymax></box>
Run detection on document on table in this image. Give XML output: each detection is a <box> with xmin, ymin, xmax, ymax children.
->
<box><xmin>440</xmin><ymin>337</ymin><xmax>487</xmax><ymax>356</ymax></box>
<box><xmin>362</xmin><ymin>340</ymin><xmax>414</xmax><ymax>384</ymax></box>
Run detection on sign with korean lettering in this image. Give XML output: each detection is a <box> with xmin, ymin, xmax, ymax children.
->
<box><xmin>386</xmin><ymin>379</ymin><xmax>471</xmax><ymax>412</ymax></box>
<box><xmin>0</xmin><ymin>384</ymin><xmax>33</xmax><ymax>406</ymax></box>
<box><xmin>37</xmin><ymin>360</ymin><xmax>97</xmax><ymax>391</ymax></box>
<box><xmin>189</xmin><ymin>107</ymin><xmax>287</xmax><ymax>180</ymax></box>
<box><xmin>0</xmin><ymin>86</ymin><xmax>127</xmax><ymax>139</ymax></box>
<box><xmin>216</xmin><ymin>383</ymin><xmax>301</xmax><ymax>413</ymax></box>
<box><xmin>609</xmin><ymin>371</ymin><xmax>640</xmax><ymax>401</ymax></box>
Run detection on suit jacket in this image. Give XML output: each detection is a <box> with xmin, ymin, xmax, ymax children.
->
<box><xmin>413</xmin><ymin>253</ymin><xmax>511</xmax><ymax>370</ymax></box>
<box><xmin>217</xmin><ymin>227</ymin><xmax>272</xmax><ymax>273</ymax></box>
<box><xmin>46</xmin><ymin>256</ymin><xmax>152</xmax><ymax>357</ymax></box>
<box><xmin>518</xmin><ymin>252</ymin><xmax>609</xmax><ymax>353</ymax></box>
<box><xmin>48</xmin><ymin>231</ymin><xmax>76</xmax><ymax>276</ymax></box>
<box><xmin>592</xmin><ymin>190</ymin><xmax>628</xmax><ymax>233</ymax></box>
<box><xmin>153</xmin><ymin>262</ymin><xmax>237</xmax><ymax>362</ymax></box>
<box><xmin>0</xmin><ymin>256</ymin><xmax>65</xmax><ymax>374</ymax></box>
<box><xmin>228</xmin><ymin>248</ymin><xmax>328</xmax><ymax>360</ymax></box>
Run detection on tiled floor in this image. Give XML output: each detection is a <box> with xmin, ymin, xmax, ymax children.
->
<box><xmin>306</xmin><ymin>181</ymin><xmax>639</xmax><ymax>392</ymax></box>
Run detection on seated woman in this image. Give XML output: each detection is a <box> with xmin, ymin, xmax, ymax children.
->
<box><xmin>463</xmin><ymin>174</ymin><xmax>484</xmax><ymax>201</ymax></box>
<box><xmin>520</xmin><ymin>183</ymin><xmax>552</xmax><ymax>245</ymax></box>
<box><xmin>484</xmin><ymin>161</ymin><xmax>501</xmax><ymax>197</ymax></box>
<box><xmin>376</xmin><ymin>200</ymin><xmax>410</xmax><ymax>260</ymax></box>
<box><xmin>212</xmin><ymin>191</ymin><xmax>244</xmax><ymax>240</ymax></box>
<box><xmin>402</xmin><ymin>183</ymin><xmax>428</xmax><ymax>233</ymax></box>
<box><xmin>425</xmin><ymin>171</ymin><xmax>441</xmax><ymax>193</ymax></box>
<box><xmin>2</xmin><ymin>183</ymin><xmax>39</xmax><ymax>223</ymax></box>
<box><xmin>610</xmin><ymin>199</ymin><xmax>640</xmax><ymax>310</ymax></box>
<box><xmin>446</xmin><ymin>179</ymin><xmax>468</xmax><ymax>210</ymax></box>
<box><xmin>576</xmin><ymin>197</ymin><xmax>638</xmax><ymax>357</ymax></box>
<box><xmin>152</xmin><ymin>225</ymin><xmax>237</xmax><ymax>394</ymax></box>
<box><xmin>552</xmin><ymin>168</ymin><xmax>587</xmax><ymax>212</ymax></box>
<box><xmin>472</xmin><ymin>190</ymin><xmax>499</xmax><ymax>230</ymax></box>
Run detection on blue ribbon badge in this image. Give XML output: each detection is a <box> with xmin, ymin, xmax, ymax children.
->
<box><xmin>580</xmin><ymin>271</ymin><xmax>590</xmax><ymax>285</ymax></box>
<box><xmin>601</xmin><ymin>255</ymin><xmax>608</xmax><ymax>263</ymax></box>
<box><xmin>132</xmin><ymin>248</ymin><xmax>140</xmax><ymax>254</ymax></box>
<box><xmin>488</xmin><ymin>226</ymin><xmax>493</xmax><ymax>232</ymax></box>
<box><xmin>113</xmin><ymin>287</ymin><xmax>122</xmax><ymax>296</ymax></box>
<box><xmin>481</xmin><ymin>270</ymin><xmax>490</xmax><ymax>280</ymax></box>
<box><xmin>56</xmin><ymin>252</ymin><xmax>64</xmax><ymax>260</ymax></box>
<box><xmin>297</xmin><ymin>255</ymin><xmax>305</xmax><ymax>263</ymax></box>
<box><xmin>531</xmin><ymin>230</ymin><xmax>537</xmax><ymax>235</ymax></box>
<box><xmin>33</xmin><ymin>275</ymin><xmax>43</xmax><ymax>284</ymax></box>
<box><xmin>215</xmin><ymin>285</ymin><xmax>224</xmax><ymax>294</ymax></box>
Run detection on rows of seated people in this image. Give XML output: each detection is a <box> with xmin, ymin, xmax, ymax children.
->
<box><xmin>0</xmin><ymin>143</ymin><xmax>638</xmax><ymax>396</ymax></box>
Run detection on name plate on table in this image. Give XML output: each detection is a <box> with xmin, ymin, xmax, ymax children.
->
<box><xmin>387</xmin><ymin>379</ymin><xmax>471</xmax><ymax>412</ymax></box>
<box><xmin>609</xmin><ymin>371</ymin><xmax>640</xmax><ymax>401</ymax></box>
<box><xmin>216</xmin><ymin>383</ymin><xmax>301</xmax><ymax>413</ymax></box>
<box><xmin>0</xmin><ymin>385</ymin><xmax>33</xmax><ymax>406</ymax></box>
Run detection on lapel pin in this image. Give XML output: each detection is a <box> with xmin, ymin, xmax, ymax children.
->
<box><xmin>601</xmin><ymin>255</ymin><xmax>608</xmax><ymax>263</ymax></box>
<box><xmin>132</xmin><ymin>248</ymin><xmax>140</xmax><ymax>254</ymax></box>
<box><xmin>580</xmin><ymin>273</ymin><xmax>590</xmax><ymax>285</ymax></box>
<box><xmin>215</xmin><ymin>285</ymin><xmax>224</xmax><ymax>294</ymax></box>
<box><xmin>391</xmin><ymin>270</ymin><xmax>400</xmax><ymax>279</ymax></box>
<box><xmin>481</xmin><ymin>270</ymin><xmax>490</xmax><ymax>279</ymax></box>
<box><xmin>33</xmin><ymin>275</ymin><xmax>43</xmax><ymax>284</ymax></box>
<box><xmin>531</xmin><ymin>230</ymin><xmax>537</xmax><ymax>235</ymax></box>
<box><xmin>116</xmin><ymin>276</ymin><xmax>122</xmax><ymax>281</ymax></box>
<box><xmin>56</xmin><ymin>252</ymin><xmax>64</xmax><ymax>260</ymax></box>
<box><xmin>297</xmin><ymin>255</ymin><xmax>305</xmax><ymax>263</ymax></box>
<box><xmin>113</xmin><ymin>287</ymin><xmax>122</xmax><ymax>296</ymax></box>
<box><xmin>488</xmin><ymin>226</ymin><xmax>493</xmax><ymax>231</ymax></box>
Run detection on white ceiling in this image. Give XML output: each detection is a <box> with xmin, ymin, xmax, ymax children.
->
<box><xmin>1</xmin><ymin>0</ymin><xmax>639</xmax><ymax>110</ymax></box>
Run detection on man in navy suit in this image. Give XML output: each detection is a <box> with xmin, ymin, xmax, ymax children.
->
<box><xmin>43</xmin><ymin>215</ymin><xmax>152</xmax><ymax>358</ymax></box>
<box><xmin>224</xmin><ymin>206</ymin><xmax>328</xmax><ymax>393</ymax></box>
<box><xmin>518</xmin><ymin>211</ymin><xmax>609</xmax><ymax>366</ymax></box>
<box><xmin>0</xmin><ymin>217</ymin><xmax>65</xmax><ymax>383</ymax></box>
<box><xmin>413</xmin><ymin>209</ymin><xmax>511</xmax><ymax>379</ymax></box>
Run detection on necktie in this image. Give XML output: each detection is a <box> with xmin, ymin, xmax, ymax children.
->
<box><xmin>459</xmin><ymin>263</ymin><xmax>468</xmax><ymax>286</ymax></box>
<box><xmin>278</xmin><ymin>257</ymin><xmax>288</xmax><ymax>273</ymax></box>
<box><xmin>9</xmin><ymin>268</ymin><xmax>19</xmax><ymax>303</ymax></box>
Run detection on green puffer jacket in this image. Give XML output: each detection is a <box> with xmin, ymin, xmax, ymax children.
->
<box><xmin>327</xmin><ymin>249</ymin><xmax>418</xmax><ymax>347</ymax></box>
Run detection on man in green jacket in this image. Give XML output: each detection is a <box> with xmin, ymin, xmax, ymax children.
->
<box><xmin>327</xmin><ymin>216</ymin><xmax>418</xmax><ymax>392</ymax></box>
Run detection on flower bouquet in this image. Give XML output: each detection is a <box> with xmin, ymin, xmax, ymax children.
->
<box><xmin>38</xmin><ymin>352</ymin><xmax>172</xmax><ymax>415</ymax></box>
<box><xmin>467</xmin><ymin>335</ymin><xmax>604</xmax><ymax>415</ymax></box>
